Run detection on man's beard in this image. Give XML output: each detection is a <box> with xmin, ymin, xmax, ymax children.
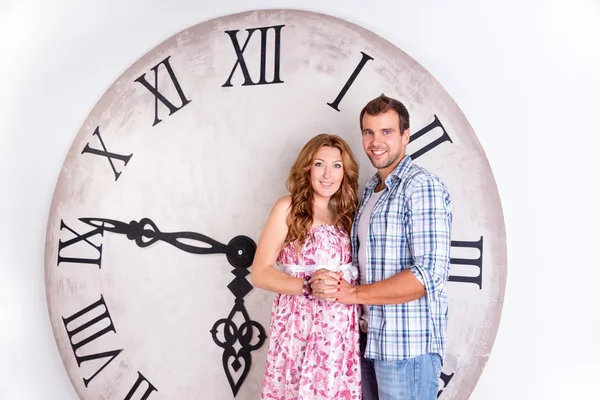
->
<box><xmin>368</xmin><ymin>149</ymin><xmax>402</xmax><ymax>170</ymax></box>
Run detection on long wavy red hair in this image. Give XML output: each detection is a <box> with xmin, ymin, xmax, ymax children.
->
<box><xmin>285</xmin><ymin>134</ymin><xmax>359</xmax><ymax>247</ymax></box>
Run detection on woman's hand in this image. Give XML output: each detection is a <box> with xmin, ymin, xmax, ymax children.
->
<box><xmin>310</xmin><ymin>269</ymin><xmax>358</xmax><ymax>304</ymax></box>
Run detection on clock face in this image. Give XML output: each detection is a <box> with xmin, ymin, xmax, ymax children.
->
<box><xmin>44</xmin><ymin>9</ymin><xmax>507</xmax><ymax>400</ymax></box>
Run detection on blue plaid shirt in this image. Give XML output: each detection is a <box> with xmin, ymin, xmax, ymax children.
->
<box><xmin>352</xmin><ymin>155</ymin><xmax>452</xmax><ymax>361</ymax></box>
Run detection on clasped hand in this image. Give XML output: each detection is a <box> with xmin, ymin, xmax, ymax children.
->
<box><xmin>309</xmin><ymin>269</ymin><xmax>357</xmax><ymax>304</ymax></box>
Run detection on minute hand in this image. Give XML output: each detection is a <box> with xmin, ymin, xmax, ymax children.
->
<box><xmin>78</xmin><ymin>217</ymin><xmax>229</xmax><ymax>255</ymax></box>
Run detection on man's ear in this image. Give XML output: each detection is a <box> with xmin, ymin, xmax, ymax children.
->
<box><xmin>401</xmin><ymin>128</ymin><xmax>410</xmax><ymax>145</ymax></box>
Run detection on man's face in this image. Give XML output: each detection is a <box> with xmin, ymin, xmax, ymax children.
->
<box><xmin>361</xmin><ymin>110</ymin><xmax>410</xmax><ymax>173</ymax></box>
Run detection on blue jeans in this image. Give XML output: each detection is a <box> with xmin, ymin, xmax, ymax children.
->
<box><xmin>361</xmin><ymin>334</ymin><xmax>442</xmax><ymax>400</ymax></box>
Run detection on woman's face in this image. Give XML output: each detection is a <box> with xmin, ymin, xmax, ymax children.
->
<box><xmin>310</xmin><ymin>146</ymin><xmax>344</xmax><ymax>200</ymax></box>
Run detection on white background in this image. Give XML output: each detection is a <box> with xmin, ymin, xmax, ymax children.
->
<box><xmin>1</xmin><ymin>0</ymin><xmax>599</xmax><ymax>399</ymax></box>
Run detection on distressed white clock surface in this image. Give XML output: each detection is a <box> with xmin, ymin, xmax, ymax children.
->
<box><xmin>44</xmin><ymin>9</ymin><xmax>507</xmax><ymax>400</ymax></box>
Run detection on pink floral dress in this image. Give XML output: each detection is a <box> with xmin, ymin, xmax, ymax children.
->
<box><xmin>261</xmin><ymin>224</ymin><xmax>362</xmax><ymax>400</ymax></box>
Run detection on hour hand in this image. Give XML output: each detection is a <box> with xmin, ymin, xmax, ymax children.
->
<box><xmin>78</xmin><ymin>217</ymin><xmax>255</xmax><ymax>267</ymax></box>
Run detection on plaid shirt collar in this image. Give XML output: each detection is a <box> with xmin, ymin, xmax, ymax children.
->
<box><xmin>365</xmin><ymin>154</ymin><xmax>413</xmax><ymax>191</ymax></box>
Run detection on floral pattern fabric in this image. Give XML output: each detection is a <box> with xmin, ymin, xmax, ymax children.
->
<box><xmin>261</xmin><ymin>224</ymin><xmax>362</xmax><ymax>400</ymax></box>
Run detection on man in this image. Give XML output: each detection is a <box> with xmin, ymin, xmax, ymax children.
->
<box><xmin>311</xmin><ymin>94</ymin><xmax>452</xmax><ymax>400</ymax></box>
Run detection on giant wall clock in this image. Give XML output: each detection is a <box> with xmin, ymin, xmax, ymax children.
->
<box><xmin>44</xmin><ymin>8</ymin><xmax>507</xmax><ymax>400</ymax></box>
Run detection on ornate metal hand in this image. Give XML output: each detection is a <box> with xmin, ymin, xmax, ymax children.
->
<box><xmin>78</xmin><ymin>217</ymin><xmax>254</xmax><ymax>266</ymax></box>
<box><xmin>79</xmin><ymin>217</ymin><xmax>266</xmax><ymax>397</ymax></box>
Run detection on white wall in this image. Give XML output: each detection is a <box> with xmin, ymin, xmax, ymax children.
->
<box><xmin>1</xmin><ymin>0</ymin><xmax>598</xmax><ymax>399</ymax></box>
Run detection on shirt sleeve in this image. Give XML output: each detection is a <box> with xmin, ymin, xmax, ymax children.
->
<box><xmin>406</xmin><ymin>176</ymin><xmax>452</xmax><ymax>303</ymax></box>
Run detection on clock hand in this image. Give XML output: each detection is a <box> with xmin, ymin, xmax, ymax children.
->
<box><xmin>78</xmin><ymin>217</ymin><xmax>256</xmax><ymax>268</ymax></box>
<box><xmin>78</xmin><ymin>217</ymin><xmax>262</xmax><ymax>394</ymax></box>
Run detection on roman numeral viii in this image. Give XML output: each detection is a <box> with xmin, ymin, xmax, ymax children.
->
<box><xmin>62</xmin><ymin>295</ymin><xmax>122</xmax><ymax>386</ymax></box>
<box><xmin>62</xmin><ymin>296</ymin><xmax>158</xmax><ymax>397</ymax></box>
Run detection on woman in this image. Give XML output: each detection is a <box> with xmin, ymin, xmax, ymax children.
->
<box><xmin>251</xmin><ymin>133</ymin><xmax>361</xmax><ymax>400</ymax></box>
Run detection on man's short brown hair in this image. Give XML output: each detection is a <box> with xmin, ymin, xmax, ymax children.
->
<box><xmin>359</xmin><ymin>94</ymin><xmax>410</xmax><ymax>133</ymax></box>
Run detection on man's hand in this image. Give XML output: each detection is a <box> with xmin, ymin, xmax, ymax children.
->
<box><xmin>309</xmin><ymin>269</ymin><xmax>358</xmax><ymax>304</ymax></box>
